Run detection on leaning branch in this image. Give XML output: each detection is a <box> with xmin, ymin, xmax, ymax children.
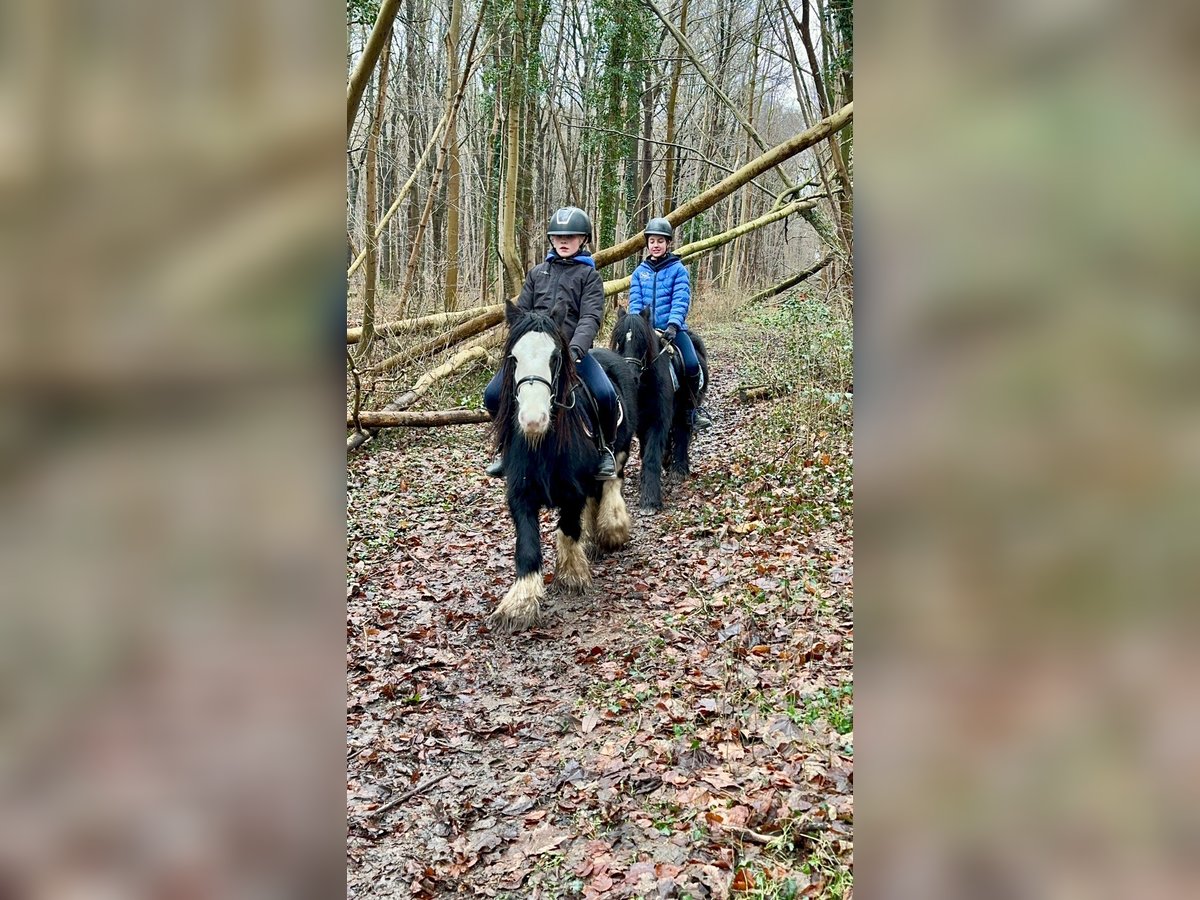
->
<box><xmin>600</xmin><ymin>199</ymin><xmax>821</xmax><ymax>299</ymax></box>
<box><xmin>370</xmin><ymin>307</ymin><xmax>505</xmax><ymax>375</ymax></box>
<box><xmin>591</xmin><ymin>103</ymin><xmax>853</xmax><ymax>270</ymax></box>
<box><xmin>348</xmin><ymin>305</ymin><xmax>502</xmax><ymax>344</ymax></box>
<box><xmin>347</xmin><ymin>0</ymin><xmax>403</xmax><ymax>138</ymax></box>
<box><xmin>747</xmin><ymin>252</ymin><xmax>836</xmax><ymax>304</ymax></box>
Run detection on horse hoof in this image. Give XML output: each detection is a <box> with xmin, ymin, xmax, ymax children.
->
<box><xmin>488</xmin><ymin>574</ymin><xmax>545</xmax><ymax>633</ymax></box>
<box><xmin>639</xmin><ymin>503</ymin><xmax>662</xmax><ymax>515</ymax></box>
<box><xmin>555</xmin><ymin>572</ymin><xmax>590</xmax><ymax>594</ymax></box>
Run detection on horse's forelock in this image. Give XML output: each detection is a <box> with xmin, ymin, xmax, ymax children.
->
<box><xmin>614</xmin><ymin>310</ymin><xmax>657</xmax><ymax>362</ymax></box>
<box><xmin>494</xmin><ymin>310</ymin><xmax>581</xmax><ymax>454</ymax></box>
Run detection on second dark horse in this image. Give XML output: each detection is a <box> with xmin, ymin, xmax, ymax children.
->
<box><xmin>611</xmin><ymin>306</ymin><xmax>709</xmax><ymax>512</ymax></box>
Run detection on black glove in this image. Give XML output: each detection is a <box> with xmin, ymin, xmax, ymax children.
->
<box><xmin>665</xmin><ymin>324</ymin><xmax>679</xmax><ymax>342</ymax></box>
<box><xmin>571</xmin><ymin>347</ymin><xmax>585</xmax><ymax>365</ymax></box>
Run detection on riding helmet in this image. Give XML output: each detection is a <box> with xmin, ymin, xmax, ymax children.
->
<box><xmin>644</xmin><ymin>217</ymin><xmax>674</xmax><ymax>241</ymax></box>
<box><xmin>546</xmin><ymin>207</ymin><xmax>593</xmax><ymax>243</ymax></box>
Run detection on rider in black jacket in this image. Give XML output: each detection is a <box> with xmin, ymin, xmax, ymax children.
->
<box><xmin>483</xmin><ymin>207</ymin><xmax>619</xmax><ymax>479</ymax></box>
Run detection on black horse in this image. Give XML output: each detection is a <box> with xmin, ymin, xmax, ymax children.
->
<box><xmin>610</xmin><ymin>306</ymin><xmax>709</xmax><ymax>511</ymax></box>
<box><xmin>488</xmin><ymin>301</ymin><xmax>638</xmax><ymax>632</ymax></box>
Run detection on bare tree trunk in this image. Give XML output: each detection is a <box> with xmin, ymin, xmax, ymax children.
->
<box><xmin>634</xmin><ymin>71</ymin><xmax>654</xmax><ymax>230</ymax></box>
<box><xmin>404</xmin><ymin>0</ymin><xmax>422</xmax><ymax>262</ymax></box>
<box><xmin>393</xmin><ymin>9</ymin><xmax>488</xmax><ymax>316</ymax></box>
<box><xmin>792</xmin><ymin>0</ymin><xmax>851</xmax><ymax>250</ymax></box>
<box><xmin>498</xmin><ymin>0</ymin><xmax>526</xmax><ymax>297</ymax></box>
<box><xmin>643</xmin><ymin>0</ymin><xmax>797</xmax><ymax>195</ymax></box>
<box><xmin>733</xmin><ymin>0</ymin><xmax>765</xmax><ymax>289</ymax></box>
<box><xmin>350</xmin><ymin>409</ymin><xmax>491</xmax><ymax>428</ymax></box>
<box><xmin>356</xmin><ymin>28</ymin><xmax>392</xmax><ymax>362</ymax></box>
<box><xmin>661</xmin><ymin>0</ymin><xmax>690</xmax><ymax>215</ymax></box>
<box><xmin>347</xmin><ymin>113</ymin><xmax>448</xmax><ymax>280</ymax></box>
<box><xmin>443</xmin><ymin>0</ymin><xmax>463</xmax><ymax>312</ymax></box>
<box><xmin>347</xmin><ymin>0</ymin><xmax>402</xmax><ymax>137</ymax></box>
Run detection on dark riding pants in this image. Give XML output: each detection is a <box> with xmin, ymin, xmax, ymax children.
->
<box><xmin>483</xmin><ymin>352</ymin><xmax>618</xmax><ymax>441</ymax></box>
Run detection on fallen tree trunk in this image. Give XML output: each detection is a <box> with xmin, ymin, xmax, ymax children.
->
<box><xmin>738</xmin><ymin>383</ymin><xmax>788</xmax><ymax>403</ymax></box>
<box><xmin>370</xmin><ymin>307</ymin><xmax>504</xmax><ymax>375</ymax></box>
<box><xmin>347</xmin><ymin>305</ymin><xmax>500</xmax><ymax>343</ymax></box>
<box><xmin>591</xmin><ymin>103</ymin><xmax>852</xmax><ymax>270</ymax></box>
<box><xmin>348</xmin><ymin>342</ymin><xmax>496</xmax><ymax>451</ymax></box>
<box><xmin>748</xmin><ymin>253</ymin><xmax>836</xmax><ymax>304</ymax></box>
<box><xmin>348</xmin><ymin>409</ymin><xmax>490</xmax><ymax>428</ymax></box>
<box><xmin>601</xmin><ymin>199</ymin><xmax>819</xmax><ymax>301</ymax></box>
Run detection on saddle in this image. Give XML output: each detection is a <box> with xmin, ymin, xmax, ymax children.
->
<box><xmin>572</xmin><ymin>361</ymin><xmax>624</xmax><ymax>441</ymax></box>
<box><xmin>657</xmin><ymin>328</ymin><xmax>700</xmax><ymax>391</ymax></box>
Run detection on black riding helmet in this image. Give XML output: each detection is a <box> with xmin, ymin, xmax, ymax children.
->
<box><xmin>547</xmin><ymin>207</ymin><xmax>593</xmax><ymax>244</ymax></box>
<box><xmin>644</xmin><ymin>217</ymin><xmax>674</xmax><ymax>242</ymax></box>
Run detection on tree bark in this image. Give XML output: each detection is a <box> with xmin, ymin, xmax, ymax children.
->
<box><xmin>603</xmin><ymin>199</ymin><xmax>821</xmax><ymax>302</ymax></box>
<box><xmin>498</xmin><ymin>0</ymin><xmax>526</xmax><ymax>297</ymax></box>
<box><xmin>349</xmin><ymin>409</ymin><xmax>490</xmax><ymax>428</ymax></box>
<box><xmin>348</xmin><ymin>112</ymin><xmax>448</xmax><ymax>279</ymax></box>
<box><xmin>660</xmin><ymin>0</ymin><xmax>690</xmax><ymax>215</ymax></box>
<box><xmin>443</xmin><ymin>0</ymin><xmax>463</xmax><ymax>312</ymax></box>
<box><xmin>635</xmin><ymin>70</ymin><xmax>654</xmax><ymax>230</ymax></box>
<box><xmin>591</xmin><ymin>103</ymin><xmax>852</xmax><ymax>270</ymax></box>
<box><xmin>347</xmin><ymin>0</ymin><xmax>403</xmax><ymax>137</ymax></box>
<box><xmin>394</xmin><ymin>9</ymin><xmax>489</xmax><ymax>315</ymax></box>
<box><xmin>737</xmin><ymin>383</ymin><xmax>786</xmax><ymax>403</ymax></box>
<box><xmin>356</xmin><ymin>27</ymin><xmax>392</xmax><ymax>362</ymax></box>
<box><xmin>791</xmin><ymin>0</ymin><xmax>851</xmax><ymax>249</ymax></box>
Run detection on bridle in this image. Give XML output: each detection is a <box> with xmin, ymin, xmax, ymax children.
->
<box><xmin>618</xmin><ymin>322</ymin><xmax>672</xmax><ymax>375</ymax></box>
<box><xmin>512</xmin><ymin>346</ymin><xmax>577</xmax><ymax>410</ymax></box>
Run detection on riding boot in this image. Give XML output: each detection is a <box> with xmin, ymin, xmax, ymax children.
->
<box><xmin>595</xmin><ymin>442</ymin><xmax>617</xmax><ymax>479</ymax></box>
<box><xmin>689</xmin><ymin>375</ymin><xmax>713</xmax><ymax>430</ymax></box>
<box><xmin>485</xmin><ymin>453</ymin><xmax>504</xmax><ymax>477</ymax></box>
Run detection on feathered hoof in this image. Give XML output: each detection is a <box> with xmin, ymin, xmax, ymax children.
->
<box><xmin>488</xmin><ymin>573</ymin><xmax>545</xmax><ymax>633</ymax></box>
<box><xmin>555</xmin><ymin>530</ymin><xmax>592</xmax><ymax>593</ymax></box>
<box><xmin>595</xmin><ymin>480</ymin><xmax>632</xmax><ymax>551</ymax></box>
<box><xmin>638</xmin><ymin>497</ymin><xmax>663</xmax><ymax>515</ymax></box>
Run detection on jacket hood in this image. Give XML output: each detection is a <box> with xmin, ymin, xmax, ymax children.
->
<box><xmin>547</xmin><ymin>249</ymin><xmax>596</xmax><ymax>268</ymax></box>
<box><xmin>644</xmin><ymin>252</ymin><xmax>680</xmax><ymax>271</ymax></box>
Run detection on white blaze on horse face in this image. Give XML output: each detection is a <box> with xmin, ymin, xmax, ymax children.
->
<box><xmin>511</xmin><ymin>331</ymin><xmax>557</xmax><ymax>440</ymax></box>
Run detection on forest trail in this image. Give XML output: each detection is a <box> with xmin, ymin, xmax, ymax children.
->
<box><xmin>347</xmin><ymin>315</ymin><xmax>853</xmax><ymax>898</ymax></box>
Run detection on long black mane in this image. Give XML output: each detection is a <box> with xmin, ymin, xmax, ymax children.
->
<box><xmin>492</xmin><ymin>309</ymin><xmax>586</xmax><ymax>457</ymax></box>
<box><xmin>611</xmin><ymin>307</ymin><xmax>661</xmax><ymax>371</ymax></box>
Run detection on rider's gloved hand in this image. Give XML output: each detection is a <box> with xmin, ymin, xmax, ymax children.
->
<box><xmin>665</xmin><ymin>324</ymin><xmax>679</xmax><ymax>342</ymax></box>
<box><xmin>571</xmin><ymin>347</ymin><xmax>585</xmax><ymax>365</ymax></box>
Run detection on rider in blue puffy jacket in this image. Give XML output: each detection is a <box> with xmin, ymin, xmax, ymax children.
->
<box><xmin>628</xmin><ymin>218</ymin><xmax>712</xmax><ymax>429</ymax></box>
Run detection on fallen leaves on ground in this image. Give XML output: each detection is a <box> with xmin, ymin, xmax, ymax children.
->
<box><xmin>347</xmin><ymin>319</ymin><xmax>853</xmax><ymax>897</ymax></box>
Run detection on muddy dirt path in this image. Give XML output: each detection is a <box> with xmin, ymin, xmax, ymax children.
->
<box><xmin>347</xmin><ymin>320</ymin><xmax>853</xmax><ymax>898</ymax></box>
